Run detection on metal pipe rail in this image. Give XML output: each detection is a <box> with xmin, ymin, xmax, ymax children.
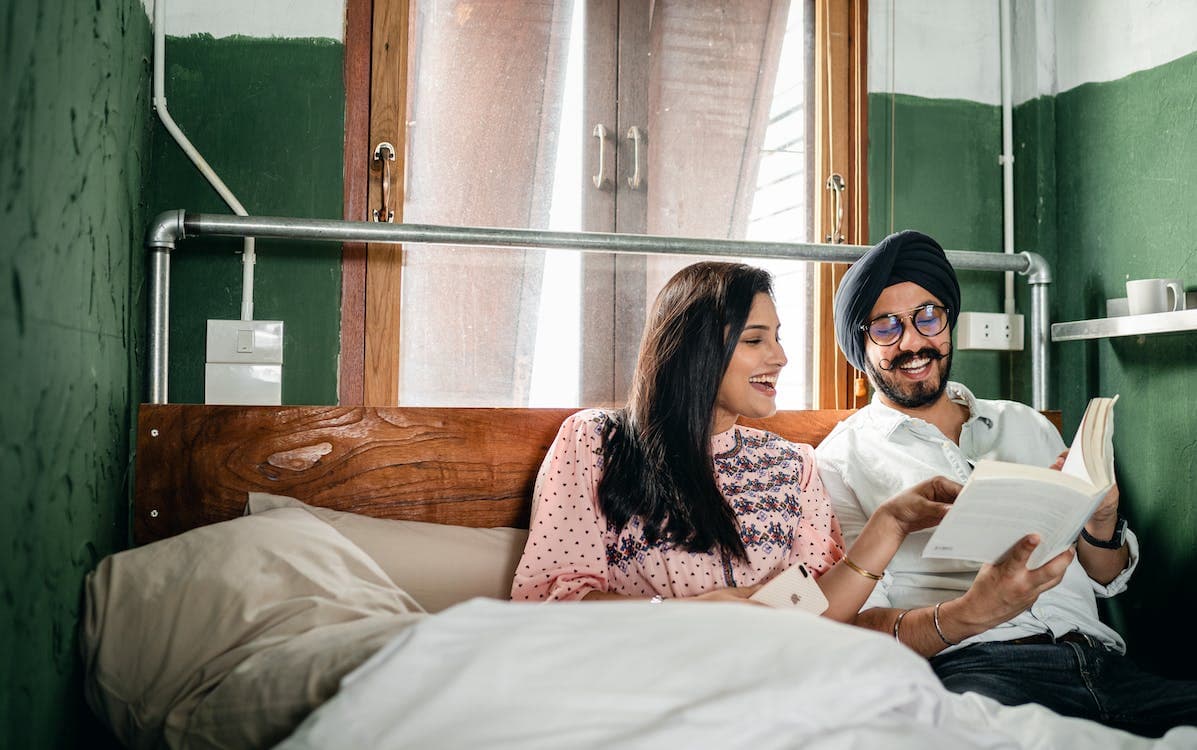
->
<box><xmin>145</xmin><ymin>210</ymin><xmax>1052</xmax><ymax>408</ymax></box>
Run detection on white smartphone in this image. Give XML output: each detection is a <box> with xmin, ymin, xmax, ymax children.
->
<box><xmin>750</xmin><ymin>564</ymin><xmax>829</xmax><ymax>614</ymax></box>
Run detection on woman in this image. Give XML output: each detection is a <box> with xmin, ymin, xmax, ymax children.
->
<box><xmin>511</xmin><ymin>262</ymin><xmax>956</xmax><ymax>620</ymax></box>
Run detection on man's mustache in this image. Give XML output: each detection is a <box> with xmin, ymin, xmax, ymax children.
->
<box><xmin>879</xmin><ymin>346</ymin><xmax>950</xmax><ymax>372</ymax></box>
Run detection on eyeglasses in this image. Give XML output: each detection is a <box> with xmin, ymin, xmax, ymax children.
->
<box><xmin>860</xmin><ymin>304</ymin><xmax>950</xmax><ymax>346</ymax></box>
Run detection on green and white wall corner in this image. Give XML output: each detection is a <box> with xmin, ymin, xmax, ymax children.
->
<box><xmin>869</xmin><ymin>0</ymin><xmax>1197</xmax><ymax>678</ymax></box>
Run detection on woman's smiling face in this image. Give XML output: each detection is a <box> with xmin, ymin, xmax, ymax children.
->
<box><xmin>712</xmin><ymin>292</ymin><xmax>788</xmax><ymax>434</ymax></box>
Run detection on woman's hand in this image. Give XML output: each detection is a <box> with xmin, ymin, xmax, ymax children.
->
<box><xmin>823</xmin><ymin>476</ymin><xmax>957</xmax><ymax>623</ymax></box>
<box><xmin>877</xmin><ymin>475</ymin><xmax>960</xmax><ymax>537</ymax></box>
<box><xmin>585</xmin><ymin>585</ymin><xmax>764</xmax><ymax>604</ymax></box>
<box><xmin>688</xmin><ymin>584</ymin><xmax>764</xmax><ymax>604</ymax></box>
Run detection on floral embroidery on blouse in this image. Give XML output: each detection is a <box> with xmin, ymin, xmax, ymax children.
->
<box><xmin>510</xmin><ymin>409</ymin><xmax>845</xmax><ymax>601</ymax></box>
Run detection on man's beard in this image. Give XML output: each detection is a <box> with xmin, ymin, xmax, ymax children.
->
<box><xmin>866</xmin><ymin>346</ymin><xmax>952</xmax><ymax>409</ymax></box>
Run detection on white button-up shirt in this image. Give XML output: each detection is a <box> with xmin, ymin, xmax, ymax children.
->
<box><xmin>815</xmin><ymin>382</ymin><xmax>1138</xmax><ymax>654</ymax></box>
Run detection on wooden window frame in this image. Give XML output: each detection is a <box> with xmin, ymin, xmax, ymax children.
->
<box><xmin>814</xmin><ymin>0</ymin><xmax>868</xmax><ymax>410</ymax></box>
<box><xmin>341</xmin><ymin>0</ymin><xmax>408</xmax><ymax>406</ymax></box>
<box><xmin>340</xmin><ymin>0</ymin><xmax>371</xmax><ymax>405</ymax></box>
<box><xmin>341</xmin><ymin>0</ymin><xmax>867</xmax><ymax>408</ymax></box>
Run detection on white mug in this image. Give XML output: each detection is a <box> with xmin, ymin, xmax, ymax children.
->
<box><xmin>1126</xmin><ymin>278</ymin><xmax>1186</xmax><ymax>315</ymax></box>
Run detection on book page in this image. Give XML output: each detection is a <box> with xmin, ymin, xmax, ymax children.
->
<box><xmin>922</xmin><ymin>460</ymin><xmax>1106</xmax><ymax>569</ymax></box>
<box><xmin>1060</xmin><ymin>395</ymin><xmax>1118</xmax><ymax>489</ymax></box>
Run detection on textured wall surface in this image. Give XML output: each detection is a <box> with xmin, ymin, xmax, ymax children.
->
<box><xmin>867</xmin><ymin>93</ymin><xmax>1008</xmax><ymax>399</ymax></box>
<box><xmin>1050</xmin><ymin>51</ymin><xmax>1197</xmax><ymax>677</ymax></box>
<box><xmin>0</xmin><ymin>1</ymin><xmax>151</xmax><ymax>746</ymax></box>
<box><xmin>871</xmin><ymin>50</ymin><xmax>1197</xmax><ymax>678</ymax></box>
<box><xmin>147</xmin><ymin>35</ymin><xmax>345</xmax><ymax>405</ymax></box>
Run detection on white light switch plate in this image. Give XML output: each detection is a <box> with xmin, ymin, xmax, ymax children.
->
<box><xmin>205</xmin><ymin>320</ymin><xmax>284</xmax><ymax>404</ymax></box>
<box><xmin>205</xmin><ymin>363</ymin><xmax>282</xmax><ymax>405</ymax></box>
<box><xmin>206</xmin><ymin>320</ymin><xmax>284</xmax><ymax>364</ymax></box>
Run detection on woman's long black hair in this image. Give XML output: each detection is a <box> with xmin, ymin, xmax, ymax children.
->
<box><xmin>596</xmin><ymin>262</ymin><xmax>775</xmax><ymax>561</ymax></box>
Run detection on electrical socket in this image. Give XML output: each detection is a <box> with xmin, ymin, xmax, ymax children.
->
<box><xmin>956</xmin><ymin>312</ymin><xmax>1024</xmax><ymax>351</ymax></box>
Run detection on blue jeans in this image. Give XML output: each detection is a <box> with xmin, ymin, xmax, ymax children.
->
<box><xmin>930</xmin><ymin>640</ymin><xmax>1197</xmax><ymax>738</ymax></box>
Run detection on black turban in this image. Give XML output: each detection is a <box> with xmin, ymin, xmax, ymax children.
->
<box><xmin>833</xmin><ymin>230</ymin><xmax>960</xmax><ymax>372</ymax></box>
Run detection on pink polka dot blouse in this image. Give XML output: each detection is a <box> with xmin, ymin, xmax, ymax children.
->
<box><xmin>511</xmin><ymin>409</ymin><xmax>845</xmax><ymax>601</ymax></box>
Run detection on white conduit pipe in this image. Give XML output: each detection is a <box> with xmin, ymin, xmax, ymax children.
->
<box><xmin>1000</xmin><ymin>0</ymin><xmax>1016</xmax><ymax>315</ymax></box>
<box><xmin>152</xmin><ymin>0</ymin><xmax>256</xmax><ymax>321</ymax></box>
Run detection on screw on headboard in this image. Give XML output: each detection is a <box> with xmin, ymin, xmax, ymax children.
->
<box><xmin>150</xmin><ymin>428</ymin><xmax>160</xmax><ymax>437</ymax></box>
<box><xmin>150</xmin><ymin>509</ymin><xmax>159</xmax><ymax>518</ymax></box>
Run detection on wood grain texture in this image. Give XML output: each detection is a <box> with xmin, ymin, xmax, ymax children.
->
<box><xmin>363</xmin><ymin>0</ymin><xmax>408</xmax><ymax>405</ymax></box>
<box><xmin>814</xmin><ymin>0</ymin><xmax>868</xmax><ymax>410</ymax></box>
<box><xmin>135</xmin><ymin>404</ymin><xmax>1063</xmax><ymax>544</ymax></box>
<box><xmin>135</xmin><ymin>405</ymin><xmax>565</xmax><ymax>542</ymax></box>
<box><xmin>135</xmin><ymin>405</ymin><xmax>852</xmax><ymax>543</ymax></box>
<box><xmin>339</xmin><ymin>0</ymin><xmax>373</xmax><ymax>405</ymax></box>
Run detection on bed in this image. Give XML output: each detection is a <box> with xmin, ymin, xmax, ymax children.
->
<box><xmin>81</xmin><ymin>404</ymin><xmax>1193</xmax><ymax>749</ymax></box>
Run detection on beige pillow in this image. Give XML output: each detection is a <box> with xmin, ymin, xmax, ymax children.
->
<box><xmin>183</xmin><ymin>614</ymin><xmax>418</xmax><ymax>750</ymax></box>
<box><xmin>81</xmin><ymin>507</ymin><xmax>423</xmax><ymax>750</ymax></box>
<box><xmin>247</xmin><ymin>493</ymin><xmax>529</xmax><ymax>613</ymax></box>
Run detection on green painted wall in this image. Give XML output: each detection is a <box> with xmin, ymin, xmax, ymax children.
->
<box><xmin>1050</xmin><ymin>50</ymin><xmax>1197</xmax><ymax>679</ymax></box>
<box><xmin>1</xmin><ymin>1</ymin><xmax>151</xmax><ymax>746</ymax></box>
<box><xmin>147</xmin><ymin>35</ymin><xmax>345</xmax><ymax>405</ymax></box>
<box><xmin>1009</xmin><ymin>94</ymin><xmax>1058</xmax><ymax>402</ymax></box>
<box><xmin>868</xmin><ymin>94</ymin><xmax>1007</xmax><ymax>398</ymax></box>
<box><xmin>871</xmin><ymin>51</ymin><xmax>1197</xmax><ymax>678</ymax></box>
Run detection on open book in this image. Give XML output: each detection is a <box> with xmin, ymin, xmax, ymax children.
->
<box><xmin>922</xmin><ymin>395</ymin><xmax>1119</xmax><ymax>569</ymax></box>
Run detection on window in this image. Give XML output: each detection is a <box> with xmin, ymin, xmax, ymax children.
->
<box><xmin>342</xmin><ymin>0</ymin><xmax>867</xmax><ymax>409</ymax></box>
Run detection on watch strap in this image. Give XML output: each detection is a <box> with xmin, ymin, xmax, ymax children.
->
<box><xmin>1080</xmin><ymin>515</ymin><xmax>1127</xmax><ymax>549</ymax></box>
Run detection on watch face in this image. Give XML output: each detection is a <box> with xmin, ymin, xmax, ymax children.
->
<box><xmin>1112</xmin><ymin>517</ymin><xmax>1127</xmax><ymax>545</ymax></box>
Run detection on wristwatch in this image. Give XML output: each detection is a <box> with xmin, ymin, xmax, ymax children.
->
<box><xmin>1080</xmin><ymin>515</ymin><xmax>1127</xmax><ymax>549</ymax></box>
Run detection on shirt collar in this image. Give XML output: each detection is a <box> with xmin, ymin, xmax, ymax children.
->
<box><xmin>865</xmin><ymin>381</ymin><xmax>980</xmax><ymax>438</ymax></box>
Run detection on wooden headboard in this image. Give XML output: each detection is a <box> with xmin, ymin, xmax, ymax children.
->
<box><xmin>134</xmin><ymin>404</ymin><xmax>1063</xmax><ymax>545</ymax></box>
<box><xmin>134</xmin><ymin>405</ymin><xmax>854</xmax><ymax>544</ymax></box>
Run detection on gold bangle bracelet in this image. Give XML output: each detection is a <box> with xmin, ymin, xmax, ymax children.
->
<box><xmin>842</xmin><ymin>555</ymin><xmax>883</xmax><ymax>581</ymax></box>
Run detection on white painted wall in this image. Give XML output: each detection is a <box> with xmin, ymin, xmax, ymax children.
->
<box><xmin>870</xmin><ymin>0</ymin><xmax>1197</xmax><ymax>105</ymax></box>
<box><xmin>1053</xmin><ymin>0</ymin><xmax>1197</xmax><ymax>93</ymax></box>
<box><xmin>141</xmin><ymin>0</ymin><xmax>345</xmax><ymax>41</ymax></box>
<box><xmin>1010</xmin><ymin>0</ymin><xmax>1056</xmax><ymax>105</ymax></box>
<box><xmin>868</xmin><ymin>0</ymin><xmax>1001</xmax><ymax>104</ymax></box>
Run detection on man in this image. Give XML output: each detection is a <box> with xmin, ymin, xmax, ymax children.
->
<box><xmin>815</xmin><ymin>229</ymin><xmax>1197</xmax><ymax>738</ymax></box>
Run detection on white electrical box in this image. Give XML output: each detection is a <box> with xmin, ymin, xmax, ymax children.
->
<box><xmin>204</xmin><ymin>320</ymin><xmax>284</xmax><ymax>404</ymax></box>
<box><xmin>956</xmin><ymin>312</ymin><xmax>1024</xmax><ymax>351</ymax></box>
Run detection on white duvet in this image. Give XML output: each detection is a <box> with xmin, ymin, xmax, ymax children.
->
<box><xmin>278</xmin><ymin>599</ymin><xmax>1195</xmax><ymax>749</ymax></box>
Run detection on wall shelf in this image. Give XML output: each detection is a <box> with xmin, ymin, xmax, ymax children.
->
<box><xmin>1051</xmin><ymin>306</ymin><xmax>1197</xmax><ymax>342</ymax></box>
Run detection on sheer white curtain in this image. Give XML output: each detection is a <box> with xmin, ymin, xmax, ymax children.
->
<box><xmin>396</xmin><ymin>0</ymin><xmax>814</xmax><ymax>408</ymax></box>
<box><xmin>400</xmin><ymin>1</ymin><xmax>575</xmax><ymax>406</ymax></box>
<box><xmin>643</xmin><ymin>0</ymin><xmax>816</xmax><ymax>408</ymax></box>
